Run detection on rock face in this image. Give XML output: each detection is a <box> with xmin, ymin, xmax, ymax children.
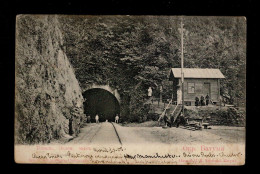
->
<box><xmin>15</xmin><ymin>15</ymin><xmax>85</xmax><ymax>144</ymax></box>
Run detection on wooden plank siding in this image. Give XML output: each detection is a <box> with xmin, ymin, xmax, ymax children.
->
<box><xmin>176</xmin><ymin>78</ymin><xmax>219</xmax><ymax>105</ymax></box>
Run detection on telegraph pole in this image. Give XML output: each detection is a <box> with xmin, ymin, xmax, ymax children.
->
<box><xmin>181</xmin><ymin>17</ymin><xmax>185</xmax><ymax>116</ymax></box>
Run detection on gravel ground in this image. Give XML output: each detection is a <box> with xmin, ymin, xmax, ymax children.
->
<box><xmin>66</xmin><ymin>123</ymin><xmax>102</xmax><ymax>144</ymax></box>
<box><xmin>63</xmin><ymin>121</ymin><xmax>245</xmax><ymax>146</ymax></box>
<box><xmin>67</xmin><ymin>122</ymin><xmax>121</xmax><ymax>146</ymax></box>
<box><xmin>118</xmin><ymin>121</ymin><xmax>245</xmax><ymax>145</ymax></box>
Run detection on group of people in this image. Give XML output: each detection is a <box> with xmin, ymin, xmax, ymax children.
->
<box><xmin>195</xmin><ymin>94</ymin><xmax>210</xmax><ymax>106</ymax></box>
<box><xmin>86</xmin><ymin>115</ymin><xmax>99</xmax><ymax>123</ymax></box>
<box><xmin>86</xmin><ymin>114</ymin><xmax>120</xmax><ymax>123</ymax></box>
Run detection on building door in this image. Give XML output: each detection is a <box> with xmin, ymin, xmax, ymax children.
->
<box><xmin>203</xmin><ymin>83</ymin><xmax>211</xmax><ymax>97</ymax></box>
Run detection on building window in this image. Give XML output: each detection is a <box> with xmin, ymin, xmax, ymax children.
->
<box><xmin>188</xmin><ymin>83</ymin><xmax>195</xmax><ymax>93</ymax></box>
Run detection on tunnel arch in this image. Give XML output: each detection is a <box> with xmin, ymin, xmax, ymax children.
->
<box><xmin>83</xmin><ymin>88</ymin><xmax>120</xmax><ymax>122</ymax></box>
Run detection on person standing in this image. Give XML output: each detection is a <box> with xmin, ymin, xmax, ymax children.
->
<box><xmin>87</xmin><ymin>115</ymin><xmax>91</xmax><ymax>123</ymax></box>
<box><xmin>176</xmin><ymin>112</ymin><xmax>184</xmax><ymax>128</ymax></box>
<box><xmin>95</xmin><ymin>114</ymin><xmax>99</xmax><ymax>123</ymax></box>
<box><xmin>115</xmin><ymin>114</ymin><xmax>119</xmax><ymax>123</ymax></box>
<box><xmin>195</xmin><ymin>96</ymin><xmax>199</xmax><ymax>107</ymax></box>
<box><xmin>148</xmin><ymin>87</ymin><xmax>153</xmax><ymax>98</ymax></box>
<box><xmin>205</xmin><ymin>94</ymin><xmax>210</xmax><ymax>106</ymax></box>
<box><xmin>200</xmin><ymin>96</ymin><xmax>205</xmax><ymax>106</ymax></box>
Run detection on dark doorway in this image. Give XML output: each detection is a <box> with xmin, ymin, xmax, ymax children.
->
<box><xmin>83</xmin><ymin>88</ymin><xmax>120</xmax><ymax>122</ymax></box>
<box><xmin>203</xmin><ymin>82</ymin><xmax>211</xmax><ymax>97</ymax></box>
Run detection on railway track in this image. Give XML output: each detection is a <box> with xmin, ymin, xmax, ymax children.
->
<box><xmin>110</xmin><ymin>122</ymin><xmax>122</xmax><ymax>145</ymax></box>
<box><xmin>88</xmin><ymin>123</ymin><xmax>102</xmax><ymax>143</ymax></box>
<box><xmin>79</xmin><ymin>122</ymin><xmax>123</xmax><ymax>145</ymax></box>
<box><xmin>67</xmin><ymin>121</ymin><xmax>122</xmax><ymax>145</ymax></box>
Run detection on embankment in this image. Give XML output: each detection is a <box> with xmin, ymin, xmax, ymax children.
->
<box><xmin>185</xmin><ymin>106</ymin><xmax>245</xmax><ymax>127</ymax></box>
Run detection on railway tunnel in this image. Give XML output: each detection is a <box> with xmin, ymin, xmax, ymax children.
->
<box><xmin>83</xmin><ymin>88</ymin><xmax>120</xmax><ymax>122</ymax></box>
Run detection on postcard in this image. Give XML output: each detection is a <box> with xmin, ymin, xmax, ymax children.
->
<box><xmin>15</xmin><ymin>15</ymin><xmax>246</xmax><ymax>165</ymax></box>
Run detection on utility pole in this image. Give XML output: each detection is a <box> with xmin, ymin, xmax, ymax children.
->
<box><xmin>181</xmin><ymin>17</ymin><xmax>185</xmax><ymax>116</ymax></box>
<box><xmin>160</xmin><ymin>85</ymin><xmax>163</xmax><ymax>103</ymax></box>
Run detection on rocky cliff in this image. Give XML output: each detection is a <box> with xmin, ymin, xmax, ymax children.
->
<box><xmin>15</xmin><ymin>15</ymin><xmax>85</xmax><ymax>144</ymax></box>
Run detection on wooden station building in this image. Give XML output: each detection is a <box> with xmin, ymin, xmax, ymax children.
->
<box><xmin>169</xmin><ymin>68</ymin><xmax>225</xmax><ymax>106</ymax></box>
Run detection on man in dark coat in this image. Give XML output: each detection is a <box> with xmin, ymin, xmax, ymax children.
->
<box><xmin>176</xmin><ymin>112</ymin><xmax>186</xmax><ymax>128</ymax></box>
<box><xmin>200</xmin><ymin>96</ymin><xmax>205</xmax><ymax>106</ymax></box>
<box><xmin>195</xmin><ymin>97</ymin><xmax>199</xmax><ymax>106</ymax></box>
<box><xmin>205</xmin><ymin>94</ymin><xmax>210</xmax><ymax>106</ymax></box>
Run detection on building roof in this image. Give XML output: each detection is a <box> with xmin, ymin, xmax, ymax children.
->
<box><xmin>170</xmin><ymin>68</ymin><xmax>225</xmax><ymax>79</ymax></box>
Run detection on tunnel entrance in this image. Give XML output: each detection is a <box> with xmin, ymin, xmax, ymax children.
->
<box><xmin>83</xmin><ymin>88</ymin><xmax>120</xmax><ymax>122</ymax></box>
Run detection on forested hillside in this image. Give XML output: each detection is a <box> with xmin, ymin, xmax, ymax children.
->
<box><xmin>58</xmin><ymin>16</ymin><xmax>246</xmax><ymax>122</ymax></box>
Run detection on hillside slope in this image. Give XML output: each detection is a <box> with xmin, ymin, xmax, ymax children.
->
<box><xmin>15</xmin><ymin>15</ymin><xmax>85</xmax><ymax>144</ymax></box>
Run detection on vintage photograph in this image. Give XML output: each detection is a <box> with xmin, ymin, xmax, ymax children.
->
<box><xmin>15</xmin><ymin>15</ymin><xmax>246</xmax><ymax>165</ymax></box>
